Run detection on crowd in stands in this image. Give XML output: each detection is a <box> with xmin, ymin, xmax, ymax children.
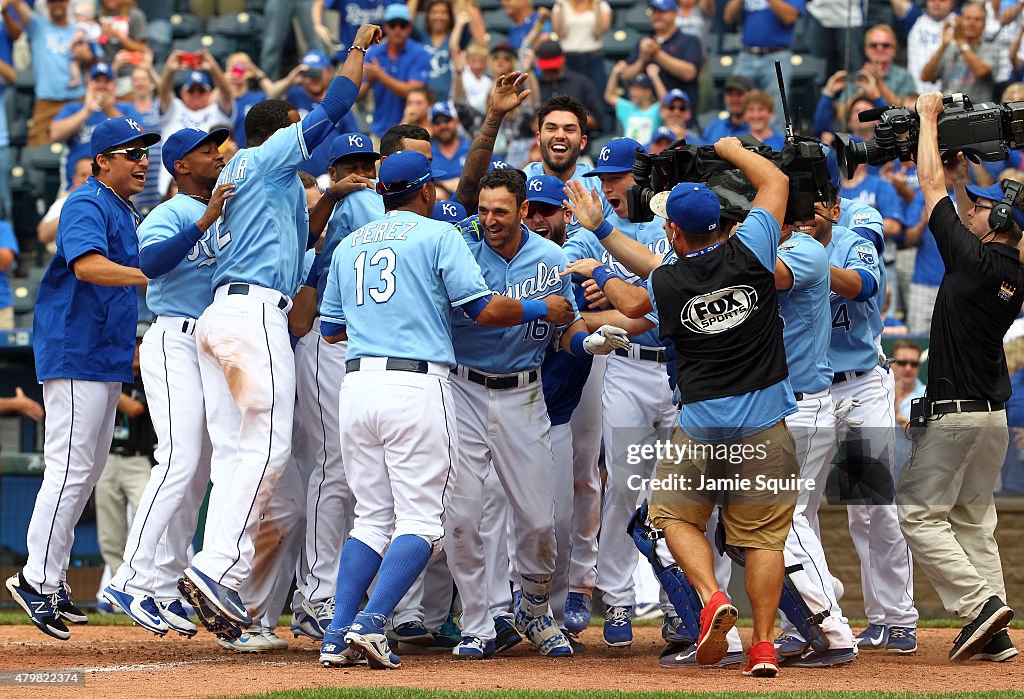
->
<box><xmin>3</xmin><ymin>1</ymin><xmax>1024</xmax><ymax>464</ymax></box>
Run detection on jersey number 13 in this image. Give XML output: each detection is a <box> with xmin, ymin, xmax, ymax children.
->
<box><xmin>354</xmin><ymin>248</ymin><xmax>397</xmax><ymax>305</ymax></box>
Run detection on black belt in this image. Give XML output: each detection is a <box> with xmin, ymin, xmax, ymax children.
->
<box><xmin>346</xmin><ymin>358</ymin><xmax>429</xmax><ymax>374</ymax></box>
<box><xmin>745</xmin><ymin>46</ymin><xmax>789</xmax><ymax>56</ymax></box>
<box><xmin>464</xmin><ymin>368</ymin><xmax>539</xmax><ymax>390</ymax></box>
<box><xmin>794</xmin><ymin>392</ymin><xmax>804</xmax><ymax>401</ymax></box>
<box><xmin>832</xmin><ymin>370</ymin><xmax>869</xmax><ymax>385</ymax></box>
<box><xmin>615</xmin><ymin>347</ymin><xmax>667</xmax><ymax>363</ymax></box>
<box><xmin>227</xmin><ymin>282</ymin><xmax>289</xmax><ymax>310</ymax></box>
<box><xmin>930</xmin><ymin>399</ymin><xmax>1005</xmax><ymax>415</ymax></box>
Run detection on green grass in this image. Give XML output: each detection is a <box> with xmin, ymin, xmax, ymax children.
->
<box><xmin>226</xmin><ymin>690</ymin><xmax>1024</xmax><ymax>699</ymax></box>
<box><xmin>1</xmin><ymin>611</ymin><xmax>1021</xmax><ymax>630</ymax></box>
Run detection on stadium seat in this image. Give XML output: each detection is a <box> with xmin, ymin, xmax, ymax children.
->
<box><xmin>486</xmin><ymin>31</ymin><xmax>508</xmax><ymax>49</ymax></box>
<box><xmin>602</xmin><ymin>28</ymin><xmax>641</xmax><ymax>61</ymax></box>
<box><xmin>173</xmin><ymin>0</ymin><xmax>191</xmax><ymax>13</ymax></box>
<box><xmin>708</xmin><ymin>51</ymin><xmax>738</xmax><ymax>86</ymax></box>
<box><xmin>477</xmin><ymin>0</ymin><xmax>501</xmax><ymax>11</ymax></box>
<box><xmin>719</xmin><ymin>32</ymin><xmax>743</xmax><ymax>55</ymax></box>
<box><xmin>621</xmin><ymin>4</ymin><xmax>652</xmax><ymax>32</ymax></box>
<box><xmin>169</xmin><ymin>13</ymin><xmax>205</xmax><ymax>40</ymax></box>
<box><xmin>7</xmin><ymin>103</ymin><xmax>25</xmax><ymax>148</ymax></box>
<box><xmin>482</xmin><ymin>9</ymin><xmax>513</xmax><ymax>34</ymax></box>
<box><xmin>207</xmin><ymin>11</ymin><xmax>261</xmax><ymax>38</ymax></box>
<box><xmin>606</xmin><ymin>0</ymin><xmax>634</xmax><ymax>8</ymax></box>
<box><xmin>21</xmin><ymin>143</ymin><xmax>63</xmax><ymax>173</ymax></box>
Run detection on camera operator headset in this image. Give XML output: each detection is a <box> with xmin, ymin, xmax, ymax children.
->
<box><xmin>895</xmin><ymin>92</ymin><xmax>1024</xmax><ymax>664</ymax></box>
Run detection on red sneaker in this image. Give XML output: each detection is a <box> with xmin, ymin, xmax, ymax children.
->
<box><xmin>695</xmin><ymin>591</ymin><xmax>738</xmax><ymax>665</ymax></box>
<box><xmin>743</xmin><ymin>640</ymin><xmax>779</xmax><ymax>677</ymax></box>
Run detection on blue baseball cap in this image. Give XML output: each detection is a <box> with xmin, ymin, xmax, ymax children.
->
<box><xmin>966</xmin><ymin>182</ymin><xmax>1024</xmax><ymax>228</ymax></box>
<box><xmin>328</xmin><ymin>132</ymin><xmax>380</xmax><ymax>165</ymax></box>
<box><xmin>161</xmin><ymin>127</ymin><xmax>229</xmax><ymax>176</ymax></box>
<box><xmin>90</xmin><ymin>62</ymin><xmax>114</xmax><ymax>80</ymax></box>
<box><xmin>384</xmin><ymin>3</ymin><xmax>411</xmax><ymax>22</ymax></box>
<box><xmin>651</xmin><ymin>182</ymin><xmax>720</xmax><ymax>233</ymax></box>
<box><xmin>183</xmin><ymin>70</ymin><xmax>212</xmax><ymax>90</ymax></box>
<box><xmin>376</xmin><ymin>151</ymin><xmax>449</xmax><ymax>198</ymax></box>
<box><xmin>583</xmin><ymin>137</ymin><xmax>645</xmax><ymax>177</ymax></box>
<box><xmin>525</xmin><ymin>175</ymin><xmax>566</xmax><ymax>207</ymax></box>
<box><xmin>632</xmin><ymin>73</ymin><xmax>653</xmax><ymax>90</ymax></box>
<box><xmin>650</xmin><ymin>0</ymin><xmax>677</xmax><ymax>10</ymax></box>
<box><xmin>91</xmin><ymin>116</ymin><xmax>160</xmax><ymax>158</ymax></box>
<box><xmin>301</xmin><ymin>50</ymin><xmax>331</xmax><ymax>72</ymax></box>
<box><xmin>433</xmin><ymin>200</ymin><xmax>467</xmax><ymax>223</ymax></box>
<box><xmin>649</xmin><ymin>127</ymin><xmax>675</xmax><ymax>146</ymax></box>
<box><xmin>430</xmin><ymin>102</ymin><xmax>455</xmax><ymax>122</ymax></box>
<box><xmin>489</xmin><ymin>159</ymin><xmax>513</xmax><ymax>171</ymax></box>
<box><xmin>662</xmin><ymin>88</ymin><xmax>690</xmax><ymax>108</ymax></box>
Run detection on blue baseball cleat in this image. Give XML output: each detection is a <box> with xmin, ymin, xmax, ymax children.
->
<box><xmin>345</xmin><ymin>612</ymin><xmax>401</xmax><ymax>669</ymax></box>
<box><xmin>54</xmin><ymin>582</ymin><xmax>88</xmax><ymax>625</ymax></box>
<box><xmin>603</xmin><ymin>605</ymin><xmax>633</xmax><ymax>647</ymax></box>
<box><xmin>181</xmin><ymin>566</ymin><xmax>252</xmax><ymax>627</ymax></box>
<box><xmin>453</xmin><ymin>635</ymin><xmax>495</xmax><ymax>659</ymax></box>
<box><xmin>885</xmin><ymin>626</ymin><xmax>917</xmax><ymax>654</ymax></box>
<box><xmin>102</xmin><ymin>585</ymin><xmax>169</xmax><ymax>636</ymax></box>
<box><xmin>5</xmin><ymin>573</ymin><xmax>70</xmax><ymax>640</ymax></box>
<box><xmin>563</xmin><ymin>592</ymin><xmax>592</xmax><ymax>635</ymax></box>
<box><xmin>493</xmin><ymin>616</ymin><xmax>522</xmax><ymax>654</ymax></box>
<box><xmin>321</xmin><ymin>626</ymin><xmax>368</xmax><ymax>667</ymax></box>
<box><xmin>855</xmin><ymin>624</ymin><xmax>888</xmax><ymax>650</ymax></box>
<box><xmin>157</xmin><ymin>599</ymin><xmax>197</xmax><ymax>637</ymax></box>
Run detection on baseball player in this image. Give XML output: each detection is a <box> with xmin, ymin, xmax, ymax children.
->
<box><xmin>290</xmin><ymin>132</ymin><xmax>384</xmax><ymax>638</ymax></box>
<box><xmin>101</xmin><ymin>127</ymin><xmax>231</xmax><ymax>637</ymax></box>
<box><xmin>816</xmin><ymin>169</ymin><xmax>920</xmax><ymax>654</ymax></box>
<box><xmin>317</xmin><ymin>150</ymin><xmax>574</xmax><ymax>670</ymax></box>
<box><xmin>562</xmin><ymin>138</ymin><xmax>679</xmax><ymax>647</ymax></box>
<box><xmin>7</xmin><ymin>117</ymin><xmax>156</xmax><ymax>640</ymax></box>
<box><xmin>771</xmin><ymin>181</ymin><xmax>858</xmax><ymax>667</ymax></box>
<box><xmin>178</xmin><ymin>24</ymin><xmax>381</xmax><ymax>638</ymax></box>
<box><xmin>444</xmin><ymin>169</ymin><xmax>630</xmax><ymax>659</ymax></box>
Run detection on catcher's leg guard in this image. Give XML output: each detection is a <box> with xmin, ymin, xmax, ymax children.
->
<box><xmin>627</xmin><ymin>501</ymin><xmax>701</xmax><ymax>641</ymax></box>
<box><xmin>714</xmin><ymin>515</ymin><xmax>829</xmax><ymax>652</ymax></box>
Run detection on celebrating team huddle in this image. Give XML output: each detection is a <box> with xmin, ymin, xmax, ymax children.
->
<box><xmin>6</xmin><ymin>20</ymin><xmax>1018</xmax><ymax>682</ymax></box>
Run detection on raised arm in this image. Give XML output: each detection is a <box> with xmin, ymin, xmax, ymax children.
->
<box><xmin>715</xmin><ymin>136</ymin><xmax>789</xmax><ymax>225</ymax></box>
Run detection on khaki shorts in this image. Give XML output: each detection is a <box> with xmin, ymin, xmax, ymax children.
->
<box><xmin>649</xmin><ymin>420</ymin><xmax>799</xmax><ymax>551</ymax></box>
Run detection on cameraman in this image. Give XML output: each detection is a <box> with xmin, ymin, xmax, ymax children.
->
<box><xmin>895</xmin><ymin>92</ymin><xmax>1023</xmax><ymax>663</ymax></box>
<box><xmin>567</xmin><ymin>137</ymin><xmax>799</xmax><ymax>677</ymax></box>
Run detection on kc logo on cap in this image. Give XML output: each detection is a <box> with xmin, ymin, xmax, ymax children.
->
<box><xmin>528</xmin><ymin>179</ymin><xmax>543</xmax><ymax>192</ymax></box>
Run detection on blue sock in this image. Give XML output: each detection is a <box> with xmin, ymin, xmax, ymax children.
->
<box><xmin>362</xmin><ymin>535</ymin><xmax>431</xmax><ymax>617</ymax></box>
<box><xmin>330</xmin><ymin>537</ymin><xmax>382</xmax><ymax>630</ymax></box>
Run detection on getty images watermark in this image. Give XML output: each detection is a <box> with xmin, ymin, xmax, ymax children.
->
<box><xmin>624</xmin><ymin>440</ymin><xmax>816</xmax><ymax>496</ymax></box>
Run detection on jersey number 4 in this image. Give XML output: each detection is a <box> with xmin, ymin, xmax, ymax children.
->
<box><xmin>831</xmin><ymin>303</ymin><xmax>852</xmax><ymax>333</ymax></box>
<box><xmin>354</xmin><ymin>248</ymin><xmax>396</xmax><ymax>305</ymax></box>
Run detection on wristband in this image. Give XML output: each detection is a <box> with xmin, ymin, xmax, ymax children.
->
<box><xmin>521</xmin><ymin>299</ymin><xmax>548</xmax><ymax>323</ymax></box>
<box><xmin>592</xmin><ymin>264</ymin><xmax>616</xmax><ymax>290</ymax></box>
<box><xmin>349</xmin><ymin>45</ymin><xmax>367</xmax><ymax>54</ymax></box>
<box><xmin>570</xmin><ymin>331</ymin><xmax>587</xmax><ymax>356</ymax></box>
<box><xmin>593</xmin><ymin>219</ymin><xmax>614</xmax><ymax>240</ymax></box>
<box><xmin>323</xmin><ymin>187</ymin><xmax>340</xmax><ymax>203</ymax></box>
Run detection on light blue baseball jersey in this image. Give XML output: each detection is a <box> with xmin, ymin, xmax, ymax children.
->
<box><xmin>776</xmin><ymin>232</ymin><xmax>832</xmax><ymax>394</ymax></box>
<box><xmin>212</xmin><ymin>120</ymin><xmax>316</xmax><ymax>296</ymax></box>
<box><xmin>451</xmin><ymin>220</ymin><xmax>579</xmax><ymax>373</ymax></box>
<box><xmin>826</xmin><ymin>225</ymin><xmax>881</xmax><ymax>374</ymax></box>
<box><xmin>521</xmin><ymin>160</ymin><xmax>614</xmax><ymax>238</ymax></box>
<box><xmin>562</xmin><ymin>211</ymin><xmax>670</xmax><ymax>348</ymax></box>
<box><xmin>839</xmin><ymin>196</ymin><xmax>886</xmax><ymax>338</ymax></box>
<box><xmin>317</xmin><ymin>187</ymin><xmax>385</xmax><ymax>308</ymax></box>
<box><xmin>137</xmin><ymin>194</ymin><xmax>217</xmax><ymax>319</ymax></box>
<box><xmin>320</xmin><ymin>210</ymin><xmax>493</xmax><ymax>365</ymax></box>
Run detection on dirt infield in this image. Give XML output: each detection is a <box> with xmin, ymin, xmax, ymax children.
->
<box><xmin>0</xmin><ymin>625</ymin><xmax>1020</xmax><ymax>698</ymax></box>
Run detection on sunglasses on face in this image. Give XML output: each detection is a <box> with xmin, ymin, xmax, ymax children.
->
<box><xmin>386</xmin><ymin>20</ymin><xmax>410</xmax><ymax>29</ymax></box>
<box><xmin>105</xmin><ymin>148</ymin><xmax>150</xmax><ymax>162</ymax></box>
<box><xmin>666</xmin><ymin>102</ymin><xmax>688</xmax><ymax>112</ymax></box>
<box><xmin>527</xmin><ymin>201</ymin><xmax>561</xmax><ymax>217</ymax></box>
<box><xmin>432</xmin><ymin>116</ymin><xmax>453</xmax><ymax>125</ymax></box>
<box><xmin>892</xmin><ymin>359</ymin><xmax>920</xmax><ymax>368</ymax></box>
<box><xmin>868</xmin><ymin>42</ymin><xmax>894</xmax><ymax>49</ymax></box>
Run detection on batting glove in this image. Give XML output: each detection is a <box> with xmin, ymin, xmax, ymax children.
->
<box><xmin>583</xmin><ymin>325</ymin><xmax>631</xmax><ymax>355</ymax></box>
<box><xmin>832</xmin><ymin>397</ymin><xmax>864</xmax><ymax>426</ymax></box>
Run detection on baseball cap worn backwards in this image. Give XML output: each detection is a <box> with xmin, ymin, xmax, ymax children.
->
<box><xmin>91</xmin><ymin>116</ymin><xmax>160</xmax><ymax>158</ymax></box>
<box><xmin>525</xmin><ymin>175</ymin><xmax>566</xmax><ymax>207</ymax></box>
<box><xmin>433</xmin><ymin>200</ymin><xmax>467</xmax><ymax>223</ymax></box>
<box><xmin>162</xmin><ymin>127</ymin><xmax>229</xmax><ymax>176</ymax></box>
<box><xmin>376</xmin><ymin>151</ymin><xmax>449</xmax><ymax>198</ymax></box>
<box><xmin>583</xmin><ymin>137</ymin><xmax>645</xmax><ymax>176</ymax></box>
<box><xmin>651</xmin><ymin>182</ymin><xmax>720</xmax><ymax>234</ymax></box>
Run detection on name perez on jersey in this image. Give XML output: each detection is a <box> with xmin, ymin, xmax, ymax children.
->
<box><xmin>504</xmin><ymin>260</ymin><xmax>563</xmax><ymax>300</ymax></box>
<box><xmin>349</xmin><ymin>219</ymin><xmax>415</xmax><ymax>246</ymax></box>
<box><xmin>681</xmin><ymin>285</ymin><xmax>758</xmax><ymax>334</ymax></box>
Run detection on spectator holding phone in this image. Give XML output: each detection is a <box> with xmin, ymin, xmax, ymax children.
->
<box><xmin>223</xmin><ymin>52</ymin><xmax>271</xmax><ymax>148</ymax></box>
<box><xmin>157</xmin><ymin>49</ymin><xmax>233</xmax><ymax>195</ymax></box>
<box><xmin>98</xmin><ymin>0</ymin><xmax>149</xmax><ymax>93</ymax></box>
<box><xmin>68</xmin><ymin>0</ymin><xmax>103</xmax><ymax>89</ymax></box>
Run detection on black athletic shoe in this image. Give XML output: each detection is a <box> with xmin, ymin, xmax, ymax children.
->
<box><xmin>949</xmin><ymin>596</ymin><xmax>1014</xmax><ymax>662</ymax></box>
<box><xmin>971</xmin><ymin>629</ymin><xmax>1019</xmax><ymax>662</ymax></box>
<box><xmin>55</xmin><ymin>582</ymin><xmax>89</xmax><ymax>625</ymax></box>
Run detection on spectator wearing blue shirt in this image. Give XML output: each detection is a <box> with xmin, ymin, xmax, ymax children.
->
<box><xmin>901</xmin><ymin>188</ymin><xmax>945</xmax><ymax>335</ymax></box>
<box><xmin>702</xmin><ymin>74</ymin><xmax>751</xmax><ymax>143</ymax></box>
<box><xmin>361</xmin><ymin>4</ymin><xmax>432</xmax><ymax>138</ymax></box>
<box><xmin>620</xmin><ymin>0</ymin><xmax>704</xmax><ymax>124</ymax></box>
<box><xmin>0</xmin><ymin>218</ymin><xmax>18</xmax><ymax>329</ymax></box>
<box><xmin>503</xmin><ymin>0</ymin><xmax>551</xmax><ymax>50</ymax></box>
<box><xmin>658</xmin><ymin>88</ymin><xmax>704</xmax><ymax>145</ymax></box>
<box><xmin>0</xmin><ymin>10</ymin><xmax>16</xmax><ymax>221</ymax></box>
<box><xmin>841</xmin><ymin>160</ymin><xmax>904</xmax><ymax>248</ymax></box>
<box><xmin>13</xmin><ymin>0</ymin><xmax>91</xmax><ymax>147</ymax></box>
<box><xmin>51</xmin><ymin>63</ymin><xmax>142</xmax><ymax>189</ymax></box>
<box><xmin>742</xmin><ymin>89</ymin><xmax>784</xmax><ymax>150</ymax></box>
<box><xmin>313</xmin><ymin>0</ymin><xmax>387</xmax><ymax>53</ymax></box>
<box><xmin>723</xmin><ymin>0</ymin><xmax>806</xmax><ymax>132</ymax></box>
<box><xmin>429</xmin><ymin>101</ymin><xmax>468</xmax><ymax>191</ymax></box>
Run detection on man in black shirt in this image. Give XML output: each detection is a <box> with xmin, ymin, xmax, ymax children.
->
<box><xmin>896</xmin><ymin>91</ymin><xmax>1024</xmax><ymax>664</ymax></box>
